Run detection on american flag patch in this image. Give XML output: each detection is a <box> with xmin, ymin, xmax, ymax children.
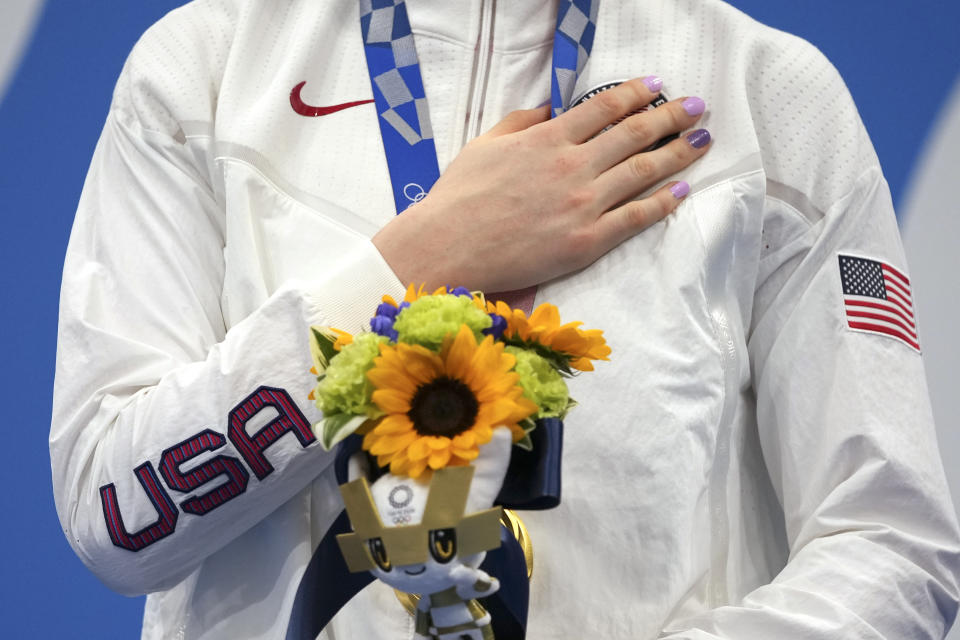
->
<box><xmin>838</xmin><ymin>254</ymin><xmax>919</xmax><ymax>352</ymax></box>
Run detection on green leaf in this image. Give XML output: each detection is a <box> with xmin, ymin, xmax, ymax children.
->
<box><xmin>559</xmin><ymin>397</ymin><xmax>578</xmax><ymax>419</ymax></box>
<box><xmin>309</xmin><ymin>326</ymin><xmax>341</xmax><ymax>375</ymax></box>
<box><xmin>515</xmin><ymin>433</ymin><xmax>534</xmax><ymax>451</ymax></box>
<box><xmin>520</xmin><ymin>417</ymin><xmax>538</xmax><ymax>433</ymax></box>
<box><xmin>319</xmin><ymin>413</ymin><xmax>368</xmax><ymax>450</ymax></box>
<box><xmin>502</xmin><ymin>336</ymin><xmax>576</xmax><ymax>376</ymax></box>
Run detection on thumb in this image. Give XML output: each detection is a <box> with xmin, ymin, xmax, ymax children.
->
<box><xmin>482</xmin><ymin>105</ymin><xmax>551</xmax><ymax>138</ymax></box>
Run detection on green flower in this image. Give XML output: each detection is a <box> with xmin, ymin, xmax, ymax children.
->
<box><xmin>507</xmin><ymin>346</ymin><xmax>571</xmax><ymax>418</ymax></box>
<box><xmin>315</xmin><ymin>332</ymin><xmax>387</xmax><ymax>417</ymax></box>
<box><xmin>393</xmin><ymin>294</ymin><xmax>491</xmax><ymax>350</ymax></box>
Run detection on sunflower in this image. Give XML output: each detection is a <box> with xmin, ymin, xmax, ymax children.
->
<box><xmin>363</xmin><ymin>324</ymin><xmax>537</xmax><ymax>478</ymax></box>
<box><xmin>486</xmin><ymin>301</ymin><xmax>611</xmax><ymax>372</ymax></box>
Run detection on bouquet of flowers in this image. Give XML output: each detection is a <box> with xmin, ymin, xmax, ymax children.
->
<box><xmin>308</xmin><ymin>284</ymin><xmax>610</xmax><ymax>478</ymax></box>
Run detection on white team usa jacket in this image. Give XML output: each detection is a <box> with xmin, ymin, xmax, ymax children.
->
<box><xmin>50</xmin><ymin>0</ymin><xmax>960</xmax><ymax>638</ymax></box>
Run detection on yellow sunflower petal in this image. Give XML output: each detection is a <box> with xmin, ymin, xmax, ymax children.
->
<box><xmin>472</xmin><ymin>424</ymin><xmax>494</xmax><ymax>444</ymax></box>
<box><xmin>451</xmin><ymin>447</ymin><xmax>479</xmax><ymax>461</ymax></box>
<box><xmin>371</xmin><ymin>388</ymin><xmax>412</xmax><ymax>413</ymax></box>
<box><xmin>404</xmin><ymin>283</ymin><xmax>433</xmax><ymax>300</ymax></box>
<box><xmin>444</xmin><ymin>325</ymin><xmax>478</xmax><ymax>381</ymax></box>
<box><xmin>331</xmin><ymin>328</ymin><xmax>354</xmax><ymax>351</ymax></box>
<box><xmin>512</xmin><ymin>309</ymin><xmax>533</xmax><ymax>340</ymax></box>
<box><xmin>367</xmin><ymin>369</ymin><xmax>417</xmax><ymax>396</ymax></box>
<box><xmin>570</xmin><ymin>357</ymin><xmax>595</xmax><ymax>372</ymax></box>
<box><xmin>452</xmin><ymin>431</ymin><xmax>476</xmax><ymax>449</ymax></box>
<box><xmin>529</xmin><ymin>303</ymin><xmax>560</xmax><ymax>329</ymax></box>
<box><xmin>428</xmin><ymin>448</ymin><xmax>452</xmax><ymax>469</ymax></box>
<box><xmin>425</xmin><ymin>436</ymin><xmax>451</xmax><ymax>450</ymax></box>
<box><xmin>467</xmin><ymin>337</ymin><xmax>510</xmax><ymax>390</ymax></box>
<box><xmin>372</xmin><ymin>414</ymin><xmax>413</xmax><ymax>435</ymax></box>
<box><xmin>549</xmin><ymin>325</ymin><xmax>587</xmax><ymax>352</ymax></box>
<box><xmin>369</xmin><ymin>431</ymin><xmax>418</xmax><ymax>455</ymax></box>
<box><xmin>476</xmin><ymin>398</ymin><xmax>520</xmax><ymax>427</ymax></box>
<box><xmin>407</xmin><ymin>437</ymin><xmax>433</xmax><ymax>461</ymax></box>
<box><xmin>407</xmin><ymin>459</ymin><xmax>429</xmax><ymax>478</ymax></box>
<box><xmin>512</xmin><ymin>397</ymin><xmax>539</xmax><ymax>421</ymax></box>
<box><xmin>489</xmin><ymin>301</ymin><xmax>524</xmax><ymax>339</ymax></box>
<box><xmin>400</xmin><ymin>346</ymin><xmax>445</xmax><ymax>385</ymax></box>
<box><xmin>403</xmin><ymin>283</ymin><xmax>420</xmax><ymax>303</ymax></box>
<box><xmin>474</xmin><ymin>370</ymin><xmax>521</xmax><ymax>403</ymax></box>
<box><xmin>492</xmin><ymin>300</ymin><xmax>514</xmax><ymax>319</ymax></box>
<box><xmin>546</xmin><ymin>325</ymin><xmax>611</xmax><ymax>363</ymax></box>
<box><xmin>367</xmin><ymin>350</ymin><xmax>419</xmax><ymax>395</ymax></box>
<box><xmin>390</xmin><ymin>455</ymin><xmax>412</xmax><ymax>476</ymax></box>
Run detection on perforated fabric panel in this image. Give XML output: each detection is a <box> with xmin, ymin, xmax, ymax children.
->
<box><xmin>112</xmin><ymin>0</ymin><xmax>238</xmax><ymax>137</ymax></box>
<box><xmin>592</xmin><ymin>0</ymin><xmax>879</xmax><ymax>215</ymax></box>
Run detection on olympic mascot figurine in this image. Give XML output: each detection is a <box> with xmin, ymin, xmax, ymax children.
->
<box><xmin>337</xmin><ymin>428</ymin><xmax>512</xmax><ymax>640</ymax></box>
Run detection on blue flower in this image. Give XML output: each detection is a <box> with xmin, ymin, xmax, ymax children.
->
<box><xmin>370</xmin><ymin>315</ymin><xmax>398</xmax><ymax>341</ymax></box>
<box><xmin>449</xmin><ymin>286</ymin><xmax>472</xmax><ymax>297</ymax></box>
<box><xmin>483</xmin><ymin>313</ymin><xmax>507</xmax><ymax>340</ymax></box>
<box><xmin>375</xmin><ymin>302</ymin><xmax>399</xmax><ymax>319</ymax></box>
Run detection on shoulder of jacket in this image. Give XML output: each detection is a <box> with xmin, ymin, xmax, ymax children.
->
<box><xmin>110</xmin><ymin>0</ymin><xmax>248</xmax><ymax>135</ymax></box>
<box><xmin>722</xmin><ymin>4</ymin><xmax>882</xmax><ymax>219</ymax></box>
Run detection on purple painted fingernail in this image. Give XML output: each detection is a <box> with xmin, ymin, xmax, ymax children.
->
<box><xmin>682</xmin><ymin>96</ymin><xmax>706</xmax><ymax>116</ymax></box>
<box><xmin>670</xmin><ymin>181</ymin><xmax>691</xmax><ymax>199</ymax></box>
<box><xmin>686</xmin><ymin>128</ymin><xmax>711</xmax><ymax>149</ymax></box>
<box><xmin>642</xmin><ymin>75</ymin><xmax>663</xmax><ymax>93</ymax></box>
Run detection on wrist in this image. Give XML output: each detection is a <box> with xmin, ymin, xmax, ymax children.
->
<box><xmin>372</xmin><ymin>208</ymin><xmax>446</xmax><ymax>290</ymax></box>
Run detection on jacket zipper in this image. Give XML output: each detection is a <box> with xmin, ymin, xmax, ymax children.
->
<box><xmin>463</xmin><ymin>0</ymin><xmax>496</xmax><ymax>144</ymax></box>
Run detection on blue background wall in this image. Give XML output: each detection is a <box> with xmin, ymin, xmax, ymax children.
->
<box><xmin>1</xmin><ymin>2</ymin><xmax>958</xmax><ymax>637</ymax></box>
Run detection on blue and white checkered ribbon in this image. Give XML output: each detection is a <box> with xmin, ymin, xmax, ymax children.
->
<box><xmin>551</xmin><ymin>0</ymin><xmax>599</xmax><ymax>117</ymax></box>
<box><xmin>360</xmin><ymin>0</ymin><xmax>599</xmax><ymax>212</ymax></box>
<box><xmin>360</xmin><ymin>0</ymin><xmax>439</xmax><ymax>213</ymax></box>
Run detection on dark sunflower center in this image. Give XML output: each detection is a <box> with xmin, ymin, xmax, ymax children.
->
<box><xmin>408</xmin><ymin>377</ymin><xmax>479</xmax><ymax>437</ymax></box>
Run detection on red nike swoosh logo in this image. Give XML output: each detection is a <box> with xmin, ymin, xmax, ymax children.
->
<box><xmin>290</xmin><ymin>81</ymin><xmax>374</xmax><ymax>117</ymax></box>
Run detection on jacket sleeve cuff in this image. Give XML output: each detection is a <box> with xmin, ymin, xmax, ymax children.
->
<box><xmin>305</xmin><ymin>239</ymin><xmax>408</xmax><ymax>333</ymax></box>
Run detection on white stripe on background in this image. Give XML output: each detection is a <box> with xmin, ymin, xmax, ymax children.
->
<box><xmin>901</xmin><ymin>74</ymin><xmax>960</xmax><ymax>640</ymax></box>
<box><xmin>0</xmin><ymin>0</ymin><xmax>46</xmax><ymax>104</ymax></box>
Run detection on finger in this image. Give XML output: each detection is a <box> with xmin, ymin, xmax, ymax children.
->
<box><xmin>592</xmin><ymin>180</ymin><xmax>691</xmax><ymax>252</ymax></box>
<box><xmin>584</xmin><ymin>96</ymin><xmax>707</xmax><ymax>172</ymax></box>
<box><xmin>482</xmin><ymin>105</ymin><xmax>551</xmax><ymax>138</ymax></box>
<box><xmin>554</xmin><ymin>76</ymin><xmax>663</xmax><ymax>143</ymax></box>
<box><xmin>592</xmin><ymin>128</ymin><xmax>711</xmax><ymax>209</ymax></box>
